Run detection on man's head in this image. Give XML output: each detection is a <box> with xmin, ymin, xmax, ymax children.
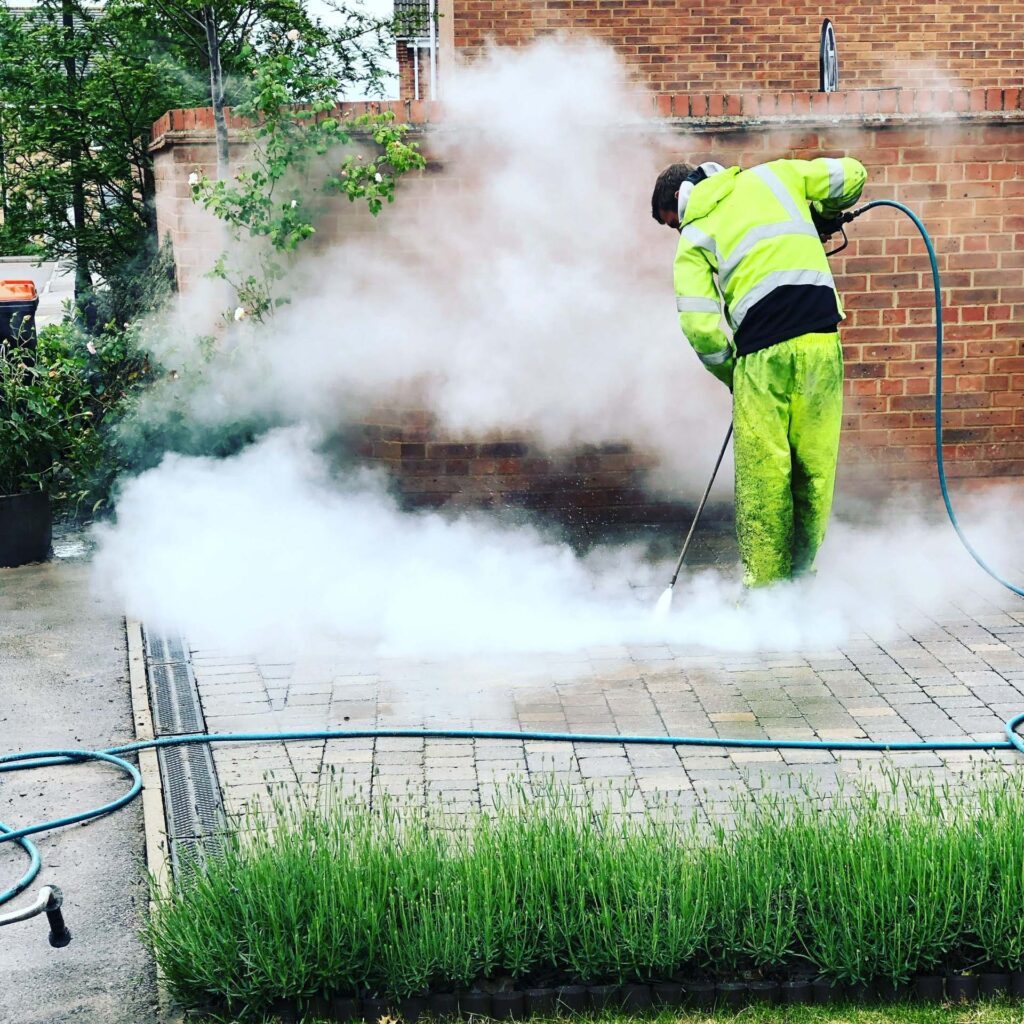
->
<box><xmin>651</xmin><ymin>163</ymin><xmax>696</xmax><ymax>230</ymax></box>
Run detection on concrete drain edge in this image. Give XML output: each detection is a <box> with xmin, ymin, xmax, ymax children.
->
<box><xmin>140</xmin><ymin>626</ymin><xmax>226</xmax><ymax>877</ymax></box>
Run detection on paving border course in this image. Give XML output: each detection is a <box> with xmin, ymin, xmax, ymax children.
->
<box><xmin>127</xmin><ymin>618</ymin><xmax>183</xmax><ymax>1024</ymax></box>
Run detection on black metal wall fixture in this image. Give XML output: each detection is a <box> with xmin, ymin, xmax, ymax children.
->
<box><xmin>819</xmin><ymin>19</ymin><xmax>840</xmax><ymax>92</ymax></box>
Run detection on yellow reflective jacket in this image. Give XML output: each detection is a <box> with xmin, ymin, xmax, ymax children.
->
<box><xmin>673</xmin><ymin>157</ymin><xmax>867</xmax><ymax>388</ymax></box>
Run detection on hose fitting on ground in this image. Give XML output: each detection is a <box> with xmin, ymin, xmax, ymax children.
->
<box><xmin>0</xmin><ymin>884</ymin><xmax>71</xmax><ymax>946</ymax></box>
<box><xmin>45</xmin><ymin>886</ymin><xmax>71</xmax><ymax>947</ymax></box>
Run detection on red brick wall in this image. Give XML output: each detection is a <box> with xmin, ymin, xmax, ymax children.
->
<box><xmin>150</xmin><ymin>90</ymin><xmax>1024</xmax><ymax>505</ymax></box>
<box><xmin>349</xmin><ymin>411</ymin><xmax>659</xmax><ymax>519</ymax></box>
<box><xmin>451</xmin><ymin>0</ymin><xmax>1024</xmax><ymax>93</ymax></box>
<box><xmin>672</xmin><ymin>121</ymin><xmax>1024</xmax><ymax>481</ymax></box>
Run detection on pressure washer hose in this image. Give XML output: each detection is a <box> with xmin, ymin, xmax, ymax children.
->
<box><xmin>2</xmin><ymin>200</ymin><xmax>1024</xmax><ymax>934</ymax></box>
<box><xmin>853</xmin><ymin>199</ymin><xmax>1024</xmax><ymax>598</ymax></box>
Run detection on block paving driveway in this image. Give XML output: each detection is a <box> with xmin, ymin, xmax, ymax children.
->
<box><xmin>148</xmin><ymin>584</ymin><xmax>1024</xmax><ymax>838</ymax></box>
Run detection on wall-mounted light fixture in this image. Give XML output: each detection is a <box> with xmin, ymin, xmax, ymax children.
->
<box><xmin>819</xmin><ymin>19</ymin><xmax>839</xmax><ymax>92</ymax></box>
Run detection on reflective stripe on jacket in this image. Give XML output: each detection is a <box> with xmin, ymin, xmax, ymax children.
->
<box><xmin>673</xmin><ymin>157</ymin><xmax>867</xmax><ymax>375</ymax></box>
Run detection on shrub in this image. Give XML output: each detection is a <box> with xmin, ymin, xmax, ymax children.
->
<box><xmin>145</xmin><ymin>771</ymin><xmax>1024</xmax><ymax>1019</ymax></box>
<box><xmin>0</xmin><ymin>319</ymin><xmax>150</xmax><ymax>515</ymax></box>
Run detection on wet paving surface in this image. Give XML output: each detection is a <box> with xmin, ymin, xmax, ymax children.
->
<box><xmin>145</xmin><ymin>550</ymin><xmax>1024</xmax><ymax>836</ymax></box>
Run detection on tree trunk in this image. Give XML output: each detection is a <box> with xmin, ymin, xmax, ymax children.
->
<box><xmin>0</xmin><ymin>107</ymin><xmax>8</xmax><ymax>229</ymax></box>
<box><xmin>202</xmin><ymin>6</ymin><xmax>229</xmax><ymax>180</ymax></box>
<box><xmin>62</xmin><ymin>0</ymin><xmax>92</xmax><ymax>307</ymax></box>
<box><xmin>138</xmin><ymin>129</ymin><xmax>158</xmax><ymax>246</ymax></box>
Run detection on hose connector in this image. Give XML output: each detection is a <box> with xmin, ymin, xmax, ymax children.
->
<box><xmin>840</xmin><ymin>205</ymin><xmax>870</xmax><ymax>224</ymax></box>
<box><xmin>45</xmin><ymin>886</ymin><xmax>71</xmax><ymax>947</ymax></box>
<box><xmin>0</xmin><ymin>884</ymin><xmax>71</xmax><ymax>946</ymax></box>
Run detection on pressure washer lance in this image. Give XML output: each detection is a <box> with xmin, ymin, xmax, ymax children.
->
<box><xmin>654</xmin><ymin>423</ymin><xmax>733</xmax><ymax>619</ymax></box>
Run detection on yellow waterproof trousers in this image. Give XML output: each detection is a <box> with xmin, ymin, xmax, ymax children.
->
<box><xmin>732</xmin><ymin>332</ymin><xmax>844</xmax><ymax>588</ymax></box>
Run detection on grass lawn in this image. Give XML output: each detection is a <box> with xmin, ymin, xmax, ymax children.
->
<box><xmin>246</xmin><ymin>1006</ymin><xmax>1024</xmax><ymax>1024</ymax></box>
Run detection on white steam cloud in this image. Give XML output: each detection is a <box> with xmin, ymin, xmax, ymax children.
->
<box><xmin>95</xmin><ymin>39</ymin><xmax>1023</xmax><ymax>661</ymax></box>
<box><xmin>141</xmin><ymin>38</ymin><xmax>731</xmax><ymax>492</ymax></box>
<box><xmin>94</xmin><ymin>429</ymin><xmax>1019</xmax><ymax>659</ymax></box>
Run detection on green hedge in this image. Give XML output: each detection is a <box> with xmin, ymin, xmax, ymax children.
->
<box><xmin>146</xmin><ymin>773</ymin><xmax>1024</xmax><ymax>1018</ymax></box>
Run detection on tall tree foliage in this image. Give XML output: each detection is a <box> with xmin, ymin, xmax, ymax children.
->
<box><xmin>125</xmin><ymin>1</ymin><xmax>396</xmax><ymax>178</ymax></box>
<box><xmin>0</xmin><ymin>0</ymin><xmax>397</xmax><ymax>320</ymax></box>
<box><xmin>0</xmin><ymin>0</ymin><xmax>202</xmax><ymax>315</ymax></box>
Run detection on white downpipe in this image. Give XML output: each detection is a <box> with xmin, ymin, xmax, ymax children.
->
<box><xmin>428</xmin><ymin>0</ymin><xmax>437</xmax><ymax>100</ymax></box>
<box><xmin>412</xmin><ymin>44</ymin><xmax>420</xmax><ymax>101</ymax></box>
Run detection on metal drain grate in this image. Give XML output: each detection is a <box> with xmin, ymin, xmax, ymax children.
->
<box><xmin>159</xmin><ymin>744</ymin><xmax>224</xmax><ymax>876</ymax></box>
<box><xmin>148</xmin><ymin>662</ymin><xmax>204</xmax><ymax>735</ymax></box>
<box><xmin>143</xmin><ymin>627</ymin><xmax>224</xmax><ymax>875</ymax></box>
<box><xmin>145</xmin><ymin>631</ymin><xmax>188</xmax><ymax>666</ymax></box>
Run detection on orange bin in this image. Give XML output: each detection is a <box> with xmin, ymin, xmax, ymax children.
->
<box><xmin>0</xmin><ymin>279</ymin><xmax>39</xmax><ymax>346</ymax></box>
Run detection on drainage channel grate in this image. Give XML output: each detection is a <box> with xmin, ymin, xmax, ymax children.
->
<box><xmin>143</xmin><ymin>627</ymin><xmax>225</xmax><ymax>877</ymax></box>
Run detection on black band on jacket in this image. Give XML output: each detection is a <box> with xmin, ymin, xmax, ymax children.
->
<box><xmin>733</xmin><ymin>284</ymin><xmax>841</xmax><ymax>357</ymax></box>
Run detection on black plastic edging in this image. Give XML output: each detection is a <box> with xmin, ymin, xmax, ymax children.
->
<box><xmin>261</xmin><ymin>970</ymin><xmax>1024</xmax><ymax>1023</ymax></box>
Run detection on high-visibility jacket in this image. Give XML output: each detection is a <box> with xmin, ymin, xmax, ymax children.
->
<box><xmin>673</xmin><ymin>157</ymin><xmax>867</xmax><ymax>387</ymax></box>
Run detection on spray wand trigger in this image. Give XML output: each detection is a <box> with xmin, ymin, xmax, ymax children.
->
<box><xmin>654</xmin><ymin>423</ymin><xmax>733</xmax><ymax>620</ymax></box>
<box><xmin>819</xmin><ymin>205</ymin><xmax>868</xmax><ymax>258</ymax></box>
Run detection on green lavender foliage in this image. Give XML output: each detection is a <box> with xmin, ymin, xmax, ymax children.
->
<box><xmin>145</xmin><ymin>771</ymin><xmax>1024</xmax><ymax>1019</ymax></box>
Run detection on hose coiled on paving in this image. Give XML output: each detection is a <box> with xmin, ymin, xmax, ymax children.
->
<box><xmin>2</xmin><ymin>201</ymin><xmax>1023</xmax><ymax>931</ymax></box>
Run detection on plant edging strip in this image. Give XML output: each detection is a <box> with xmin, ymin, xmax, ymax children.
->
<box><xmin>277</xmin><ymin>970</ymin><xmax>1024</xmax><ymax>1021</ymax></box>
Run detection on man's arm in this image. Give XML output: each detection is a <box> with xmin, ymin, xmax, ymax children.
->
<box><xmin>785</xmin><ymin>156</ymin><xmax>868</xmax><ymax>218</ymax></box>
<box><xmin>674</xmin><ymin>241</ymin><xmax>734</xmax><ymax>390</ymax></box>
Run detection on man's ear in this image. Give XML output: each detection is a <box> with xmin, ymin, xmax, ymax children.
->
<box><xmin>674</xmin><ymin>190</ymin><xmax>679</xmax><ymax>199</ymax></box>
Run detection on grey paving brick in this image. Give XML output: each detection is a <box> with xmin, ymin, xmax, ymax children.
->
<box><xmin>164</xmin><ymin>593</ymin><xmax>1024</xmax><ymax>843</ymax></box>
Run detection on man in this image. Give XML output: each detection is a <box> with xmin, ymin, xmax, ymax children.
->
<box><xmin>652</xmin><ymin>156</ymin><xmax>867</xmax><ymax>587</ymax></box>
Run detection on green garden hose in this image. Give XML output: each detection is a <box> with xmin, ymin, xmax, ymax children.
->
<box><xmin>852</xmin><ymin>199</ymin><xmax>1024</xmax><ymax>597</ymax></box>
<box><xmin>2</xmin><ymin>200</ymin><xmax>1023</xmax><ymax>936</ymax></box>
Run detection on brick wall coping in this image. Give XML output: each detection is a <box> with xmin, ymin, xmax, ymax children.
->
<box><xmin>150</xmin><ymin>87</ymin><xmax>1024</xmax><ymax>149</ymax></box>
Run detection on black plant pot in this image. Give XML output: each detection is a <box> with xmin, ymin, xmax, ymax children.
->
<box><xmin>717</xmin><ymin>981</ymin><xmax>747</xmax><ymax>1010</ymax></box>
<box><xmin>555</xmin><ymin>985</ymin><xmax>587</xmax><ymax>1013</ymax></box>
<box><xmin>847</xmin><ymin>981</ymin><xmax>875</xmax><ymax>1004</ymax></box>
<box><xmin>490</xmin><ymin>992</ymin><xmax>524</xmax><ymax>1021</ymax></box>
<box><xmin>458</xmin><ymin>992</ymin><xmax>490</xmax><ymax>1018</ymax></box>
<box><xmin>812</xmin><ymin>977</ymin><xmax>843</xmax><ymax>1005</ymax></box>
<box><xmin>621</xmin><ymin>983</ymin><xmax>652</xmax><ymax>1011</ymax></box>
<box><xmin>399</xmin><ymin>996</ymin><xmax>428</xmax><ymax>1022</ymax></box>
<box><xmin>587</xmin><ymin>984</ymin><xmax>621</xmax><ymax>1011</ymax></box>
<box><xmin>947</xmin><ymin>974</ymin><xmax>979</xmax><ymax>1002</ymax></box>
<box><xmin>780</xmin><ymin>979</ymin><xmax>814</xmax><ymax>1005</ymax></box>
<box><xmin>652</xmin><ymin>981</ymin><xmax>685</xmax><ymax>1008</ymax></box>
<box><xmin>877</xmin><ymin>980</ymin><xmax>911</xmax><ymax>1004</ymax></box>
<box><xmin>0</xmin><ymin>491</ymin><xmax>51</xmax><ymax>568</ymax></box>
<box><xmin>363</xmin><ymin>996</ymin><xmax>392</xmax><ymax>1021</ymax></box>
<box><xmin>429</xmin><ymin>993</ymin><xmax>458</xmax><ymax>1020</ymax></box>
<box><xmin>272</xmin><ymin>998</ymin><xmax>299</xmax><ymax>1024</ymax></box>
<box><xmin>682</xmin><ymin>979</ymin><xmax>716</xmax><ymax>1009</ymax></box>
<box><xmin>330</xmin><ymin>996</ymin><xmax>362</xmax><ymax>1023</ymax></box>
<box><xmin>914</xmin><ymin>976</ymin><xmax>944</xmax><ymax>1003</ymax></box>
<box><xmin>303</xmin><ymin>995</ymin><xmax>333</xmax><ymax>1018</ymax></box>
<box><xmin>1011</xmin><ymin>971</ymin><xmax>1024</xmax><ymax>997</ymax></box>
<box><xmin>748</xmin><ymin>980</ymin><xmax>779</xmax><ymax>1005</ymax></box>
<box><xmin>523</xmin><ymin>988</ymin><xmax>555</xmax><ymax>1016</ymax></box>
<box><xmin>979</xmin><ymin>973</ymin><xmax>1011</xmax><ymax>997</ymax></box>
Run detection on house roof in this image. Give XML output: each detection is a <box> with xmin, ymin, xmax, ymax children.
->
<box><xmin>394</xmin><ymin>0</ymin><xmax>430</xmax><ymax>41</ymax></box>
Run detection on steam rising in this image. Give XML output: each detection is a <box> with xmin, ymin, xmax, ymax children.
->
<box><xmin>94</xmin><ymin>39</ymin><xmax>1022</xmax><ymax>659</ymax></box>
<box><xmin>93</xmin><ymin>429</ymin><xmax>1018</xmax><ymax>658</ymax></box>
<box><xmin>140</xmin><ymin>39</ymin><xmax>730</xmax><ymax>490</ymax></box>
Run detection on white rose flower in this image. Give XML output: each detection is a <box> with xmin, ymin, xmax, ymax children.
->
<box><xmin>86</xmin><ymin>341</ymin><xmax>97</xmax><ymax>355</ymax></box>
<box><xmin>234</xmin><ymin>307</ymin><xmax>247</xmax><ymax>322</ymax></box>
<box><xmin>290</xmin><ymin>199</ymin><xmax>298</xmax><ymax>208</ymax></box>
<box><xmin>286</xmin><ymin>28</ymin><xmax>300</xmax><ymax>41</ymax></box>
<box><xmin>374</xmin><ymin>172</ymin><xmax>383</xmax><ymax>183</ymax></box>
<box><xmin>188</xmin><ymin>172</ymin><xmax>199</xmax><ymax>186</ymax></box>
